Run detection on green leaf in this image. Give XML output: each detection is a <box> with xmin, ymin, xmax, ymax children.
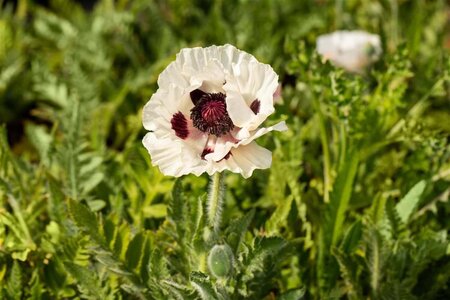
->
<box><xmin>25</xmin><ymin>123</ymin><xmax>53</xmax><ymax>164</ymax></box>
<box><xmin>81</xmin><ymin>172</ymin><xmax>104</xmax><ymax>195</ymax></box>
<box><xmin>332</xmin><ymin>248</ymin><xmax>361</xmax><ymax>300</ymax></box>
<box><xmin>64</xmin><ymin>262</ymin><xmax>105</xmax><ymax>299</ymax></box>
<box><xmin>328</xmin><ymin>149</ymin><xmax>360</xmax><ymax>246</ymax></box>
<box><xmin>68</xmin><ymin>199</ymin><xmax>104</xmax><ymax>245</ymax></box>
<box><xmin>87</xmin><ymin>199</ymin><xmax>107</xmax><ymax>212</ymax></box>
<box><xmin>147</xmin><ymin>248</ymin><xmax>169</xmax><ymax>281</ymax></box>
<box><xmin>29</xmin><ymin>269</ymin><xmax>44</xmax><ymax>300</ymax></box>
<box><xmin>5</xmin><ymin>261</ymin><xmax>22</xmax><ymax>300</ymax></box>
<box><xmin>385</xmin><ymin>199</ymin><xmax>404</xmax><ymax>238</ymax></box>
<box><xmin>190</xmin><ymin>196</ymin><xmax>204</xmax><ymax>243</ymax></box>
<box><xmin>225</xmin><ymin>209</ymin><xmax>254</xmax><ymax>255</ymax></box>
<box><xmin>169</xmin><ymin>179</ymin><xmax>184</xmax><ymax>224</ymax></box>
<box><xmin>363</xmin><ymin>222</ymin><xmax>385</xmax><ymax>298</ymax></box>
<box><xmin>125</xmin><ymin>232</ymin><xmax>147</xmax><ymax>272</ymax></box>
<box><xmin>340</xmin><ymin>220</ymin><xmax>362</xmax><ymax>254</ymax></box>
<box><xmin>143</xmin><ymin>203</ymin><xmax>167</xmax><ymax>218</ymax></box>
<box><xmin>266</xmin><ymin>195</ymin><xmax>294</xmax><ymax>235</ymax></box>
<box><xmin>396</xmin><ymin>180</ymin><xmax>426</xmax><ymax>223</ymax></box>
<box><xmin>190</xmin><ymin>272</ymin><xmax>218</xmax><ymax>300</ymax></box>
<box><xmin>278</xmin><ymin>288</ymin><xmax>306</xmax><ymax>300</ymax></box>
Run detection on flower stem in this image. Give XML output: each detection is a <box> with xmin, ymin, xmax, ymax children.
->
<box><xmin>207</xmin><ymin>172</ymin><xmax>225</xmax><ymax>232</ymax></box>
<box><xmin>314</xmin><ymin>98</ymin><xmax>331</xmax><ymax>203</ymax></box>
<box><xmin>338</xmin><ymin>122</ymin><xmax>347</xmax><ymax>171</ymax></box>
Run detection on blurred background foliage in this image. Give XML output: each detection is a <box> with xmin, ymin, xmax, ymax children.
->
<box><xmin>0</xmin><ymin>0</ymin><xmax>449</xmax><ymax>299</ymax></box>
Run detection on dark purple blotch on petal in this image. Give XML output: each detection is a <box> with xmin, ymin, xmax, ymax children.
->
<box><xmin>219</xmin><ymin>151</ymin><xmax>232</xmax><ymax>162</ymax></box>
<box><xmin>171</xmin><ymin>112</ymin><xmax>189</xmax><ymax>139</ymax></box>
<box><xmin>190</xmin><ymin>89</ymin><xmax>207</xmax><ymax>105</ymax></box>
<box><xmin>250</xmin><ymin>99</ymin><xmax>260</xmax><ymax>114</ymax></box>
<box><xmin>201</xmin><ymin>148</ymin><xmax>213</xmax><ymax>160</ymax></box>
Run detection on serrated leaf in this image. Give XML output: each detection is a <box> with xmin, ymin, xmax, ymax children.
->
<box><xmin>190</xmin><ymin>272</ymin><xmax>218</xmax><ymax>300</ymax></box>
<box><xmin>364</xmin><ymin>222</ymin><xmax>385</xmax><ymax>297</ymax></box>
<box><xmin>113</xmin><ymin>223</ymin><xmax>131</xmax><ymax>259</ymax></box>
<box><xmin>68</xmin><ymin>199</ymin><xmax>104</xmax><ymax>245</ymax></box>
<box><xmin>340</xmin><ymin>220</ymin><xmax>362</xmax><ymax>253</ymax></box>
<box><xmin>147</xmin><ymin>248</ymin><xmax>169</xmax><ymax>280</ymax></box>
<box><xmin>5</xmin><ymin>261</ymin><xmax>22</xmax><ymax>300</ymax></box>
<box><xmin>396</xmin><ymin>180</ymin><xmax>426</xmax><ymax>224</ymax></box>
<box><xmin>25</xmin><ymin>124</ymin><xmax>53</xmax><ymax>164</ymax></box>
<box><xmin>80</xmin><ymin>157</ymin><xmax>103</xmax><ymax>176</ymax></box>
<box><xmin>162</xmin><ymin>280</ymin><xmax>191</xmax><ymax>300</ymax></box>
<box><xmin>332</xmin><ymin>248</ymin><xmax>361</xmax><ymax>300</ymax></box>
<box><xmin>125</xmin><ymin>232</ymin><xmax>146</xmax><ymax>271</ymax></box>
<box><xmin>81</xmin><ymin>172</ymin><xmax>104</xmax><ymax>195</ymax></box>
<box><xmin>29</xmin><ymin>269</ymin><xmax>44</xmax><ymax>300</ymax></box>
<box><xmin>278</xmin><ymin>288</ymin><xmax>306</xmax><ymax>300</ymax></box>
<box><xmin>385</xmin><ymin>199</ymin><xmax>404</xmax><ymax>239</ymax></box>
<box><xmin>254</xmin><ymin>236</ymin><xmax>287</xmax><ymax>255</ymax></box>
<box><xmin>169</xmin><ymin>179</ymin><xmax>184</xmax><ymax>224</ymax></box>
<box><xmin>266</xmin><ymin>195</ymin><xmax>293</xmax><ymax>235</ymax></box>
<box><xmin>64</xmin><ymin>262</ymin><xmax>105</xmax><ymax>299</ymax></box>
<box><xmin>190</xmin><ymin>196</ymin><xmax>204</xmax><ymax>244</ymax></box>
<box><xmin>226</xmin><ymin>209</ymin><xmax>254</xmax><ymax>254</ymax></box>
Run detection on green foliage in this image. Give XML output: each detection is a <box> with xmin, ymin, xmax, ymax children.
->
<box><xmin>0</xmin><ymin>0</ymin><xmax>449</xmax><ymax>299</ymax></box>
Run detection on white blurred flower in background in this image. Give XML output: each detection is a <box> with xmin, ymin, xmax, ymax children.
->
<box><xmin>316</xmin><ymin>30</ymin><xmax>382</xmax><ymax>73</ymax></box>
<box><xmin>142</xmin><ymin>44</ymin><xmax>287</xmax><ymax>178</ymax></box>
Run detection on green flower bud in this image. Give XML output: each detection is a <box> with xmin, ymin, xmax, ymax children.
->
<box><xmin>207</xmin><ymin>244</ymin><xmax>234</xmax><ymax>279</ymax></box>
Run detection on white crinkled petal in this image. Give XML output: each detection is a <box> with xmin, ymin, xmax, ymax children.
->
<box><xmin>158</xmin><ymin>44</ymin><xmax>257</xmax><ymax>91</ymax></box>
<box><xmin>143</xmin><ymin>133</ymin><xmax>207</xmax><ymax>177</ymax></box>
<box><xmin>205</xmin><ymin>121</ymin><xmax>288</xmax><ymax>162</ymax></box>
<box><xmin>203</xmin><ymin>142</ymin><xmax>272</xmax><ymax>178</ymax></box>
<box><xmin>227</xmin><ymin>142</ymin><xmax>272</xmax><ymax>178</ymax></box>
<box><xmin>224</xmin><ymin>61</ymin><xmax>278</xmax><ymax>130</ymax></box>
<box><xmin>237</xmin><ymin>121</ymin><xmax>288</xmax><ymax>146</ymax></box>
<box><xmin>143</xmin><ymin>84</ymin><xmax>193</xmax><ymax>132</ymax></box>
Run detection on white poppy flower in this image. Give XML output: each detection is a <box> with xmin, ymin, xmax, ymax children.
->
<box><xmin>142</xmin><ymin>44</ymin><xmax>287</xmax><ymax>178</ymax></box>
<box><xmin>316</xmin><ymin>30</ymin><xmax>382</xmax><ymax>73</ymax></box>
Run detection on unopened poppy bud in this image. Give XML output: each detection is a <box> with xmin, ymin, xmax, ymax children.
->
<box><xmin>207</xmin><ymin>244</ymin><xmax>234</xmax><ymax>278</ymax></box>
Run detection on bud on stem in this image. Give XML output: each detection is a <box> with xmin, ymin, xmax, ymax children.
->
<box><xmin>207</xmin><ymin>244</ymin><xmax>234</xmax><ymax>279</ymax></box>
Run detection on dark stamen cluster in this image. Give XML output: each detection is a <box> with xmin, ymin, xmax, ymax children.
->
<box><xmin>190</xmin><ymin>91</ymin><xmax>234</xmax><ymax>136</ymax></box>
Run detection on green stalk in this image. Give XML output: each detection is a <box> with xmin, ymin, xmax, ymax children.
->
<box><xmin>207</xmin><ymin>172</ymin><xmax>225</xmax><ymax>232</ymax></box>
<box><xmin>335</xmin><ymin>0</ymin><xmax>343</xmax><ymax>29</ymax></box>
<box><xmin>331</xmin><ymin>150</ymin><xmax>359</xmax><ymax>246</ymax></box>
<box><xmin>317</xmin><ymin>147</ymin><xmax>359</xmax><ymax>296</ymax></box>
<box><xmin>390</xmin><ymin>0</ymin><xmax>399</xmax><ymax>49</ymax></box>
<box><xmin>338</xmin><ymin>122</ymin><xmax>347</xmax><ymax>171</ymax></box>
<box><xmin>314</xmin><ymin>98</ymin><xmax>332</xmax><ymax>203</ymax></box>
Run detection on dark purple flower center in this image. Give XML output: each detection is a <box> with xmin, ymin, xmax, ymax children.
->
<box><xmin>190</xmin><ymin>91</ymin><xmax>234</xmax><ymax>136</ymax></box>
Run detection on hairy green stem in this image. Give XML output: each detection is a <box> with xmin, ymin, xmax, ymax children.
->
<box><xmin>207</xmin><ymin>172</ymin><xmax>225</xmax><ymax>232</ymax></box>
<box><xmin>314</xmin><ymin>98</ymin><xmax>331</xmax><ymax>203</ymax></box>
